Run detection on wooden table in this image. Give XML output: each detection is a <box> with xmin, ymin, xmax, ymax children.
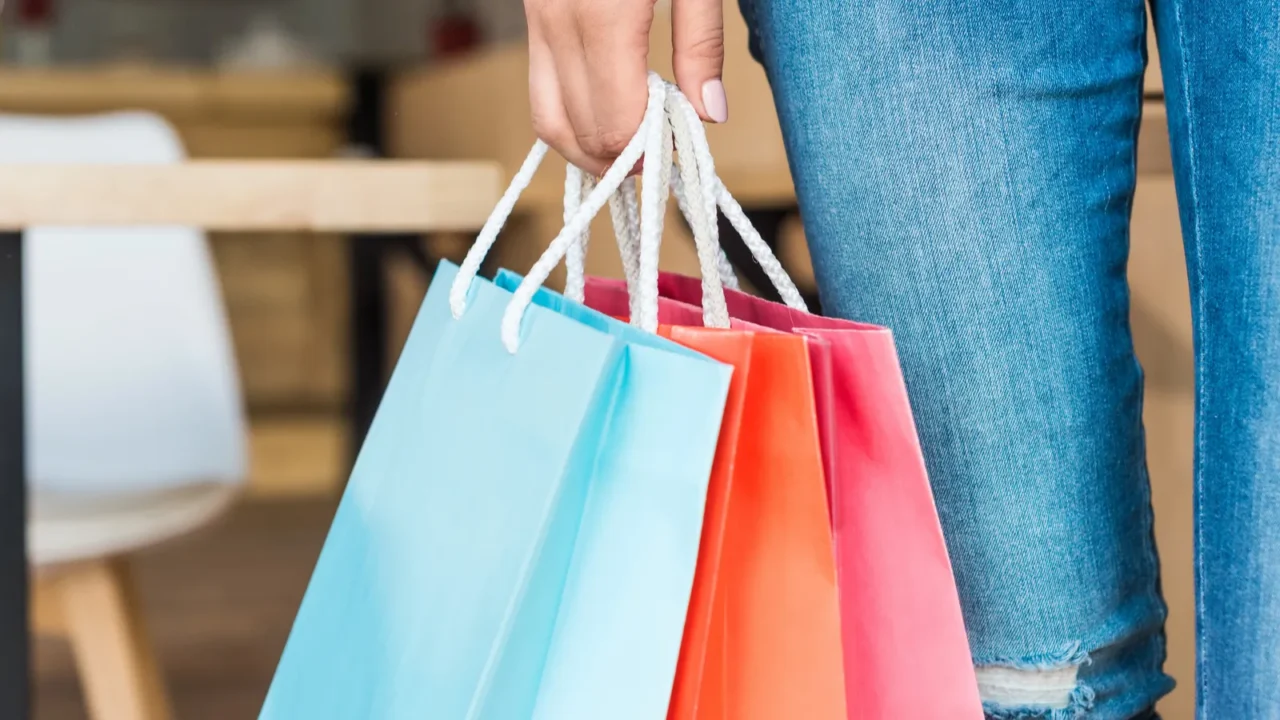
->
<box><xmin>0</xmin><ymin>66</ymin><xmax>383</xmax><ymax>498</ymax></box>
<box><xmin>0</xmin><ymin>159</ymin><xmax>500</xmax><ymax>719</ymax></box>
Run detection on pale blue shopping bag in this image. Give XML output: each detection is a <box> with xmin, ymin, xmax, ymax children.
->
<box><xmin>259</xmin><ymin>261</ymin><xmax>731</xmax><ymax>719</ymax></box>
<box><xmin>491</xmin><ymin>269</ymin><xmax>728</xmax><ymax>719</ymax></box>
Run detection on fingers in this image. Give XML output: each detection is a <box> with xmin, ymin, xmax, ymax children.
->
<box><xmin>575</xmin><ymin>0</ymin><xmax>652</xmax><ymax>162</ymax></box>
<box><xmin>526</xmin><ymin>0</ymin><xmax>653</xmax><ymax>175</ymax></box>
<box><xmin>672</xmin><ymin>0</ymin><xmax>727</xmax><ymax>122</ymax></box>
<box><xmin>528</xmin><ymin>15</ymin><xmax>599</xmax><ymax>174</ymax></box>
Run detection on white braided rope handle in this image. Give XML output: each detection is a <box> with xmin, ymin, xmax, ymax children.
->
<box><xmin>634</xmin><ymin>79</ymin><xmax>677</xmax><ymax>331</ymax></box>
<box><xmin>449</xmin><ymin>139</ymin><xmax>549</xmax><ymax>319</ymax></box>
<box><xmin>451</xmin><ymin>73</ymin><xmax>674</xmax><ymax>352</ymax></box>
<box><xmin>562</xmin><ymin>89</ymin><xmax>807</xmax><ymax>315</ymax></box>
<box><xmin>562</xmin><ymin>167</ymin><xmax>593</xmax><ymax>302</ymax></box>
<box><xmin>564</xmin><ymin>170</ymin><xmax>645</xmax><ymax>302</ymax></box>
<box><xmin>610</xmin><ymin>179</ymin><xmax>644</xmax><ymax>322</ymax></box>
<box><xmin>562</xmin><ymin>159</ymin><xmax>739</xmax><ymax>300</ymax></box>
<box><xmin>671</xmin><ymin>172</ymin><xmax>741</xmax><ymax>290</ymax></box>
<box><xmin>563</xmin><ymin>169</ymin><xmax>647</xmax><ymax>326</ymax></box>
<box><xmin>450</xmin><ymin>74</ymin><xmax>805</xmax><ymax>353</ymax></box>
<box><xmin>661</xmin><ymin>86</ymin><xmax>730</xmax><ymax>328</ymax></box>
<box><xmin>713</xmin><ymin>175</ymin><xmax>808</xmax><ymax>311</ymax></box>
<box><xmin>670</xmin><ymin>88</ymin><xmax>809</xmax><ymax>313</ymax></box>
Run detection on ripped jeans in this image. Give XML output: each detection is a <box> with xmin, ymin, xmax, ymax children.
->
<box><xmin>739</xmin><ymin>0</ymin><xmax>1280</xmax><ymax>717</ymax></box>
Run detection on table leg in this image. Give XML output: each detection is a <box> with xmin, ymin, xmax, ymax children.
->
<box><xmin>348</xmin><ymin>235</ymin><xmax>389</xmax><ymax>458</ymax></box>
<box><xmin>0</xmin><ymin>231</ymin><xmax>29</xmax><ymax>720</ymax></box>
<box><xmin>347</xmin><ymin>234</ymin><xmax>442</xmax><ymax>460</ymax></box>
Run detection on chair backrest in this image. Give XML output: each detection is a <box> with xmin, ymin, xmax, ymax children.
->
<box><xmin>0</xmin><ymin>112</ymin><xmax>247</xmax><ymax>495</ymax></box>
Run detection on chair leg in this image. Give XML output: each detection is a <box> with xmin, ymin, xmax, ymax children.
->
<box><xmin>53</xmin><ymin>558</ymin><xmax>173</xmax><ymax>720</ymax></box>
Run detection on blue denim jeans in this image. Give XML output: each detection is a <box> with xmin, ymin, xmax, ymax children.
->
<box><xmin>738</xmin><ymin>0</ymin><xmax>1280</xmax><ymax>717</ymax></box>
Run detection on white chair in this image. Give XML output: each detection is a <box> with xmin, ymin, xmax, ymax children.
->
<box><xmin>0</xmin><ymin>112</ymin><xmax>248</xmax><ymax>720</ymax></box>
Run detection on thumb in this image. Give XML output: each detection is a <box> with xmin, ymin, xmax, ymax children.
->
<box><xmin>671</xmin><ymin>0</ymin><xmax>727</xmax><ymax>123</ymax></box>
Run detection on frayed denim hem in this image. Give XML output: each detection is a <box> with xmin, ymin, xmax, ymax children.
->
<box><xmin>978</xmin><ymin>643</ymin><xmax>1095</xmax><ymax>720</ymax></box>
<box><xmin>982</xmin><ymin>685</ymin><xmax>1097</xmax><ymax>720</ymax></box>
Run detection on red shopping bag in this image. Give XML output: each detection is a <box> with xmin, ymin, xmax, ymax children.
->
<box><xmin>587</xmin><ymin>273</ymin><xmax>983</xmax><ymax>719</ymax></box>
<box><xmin>585</xmin><ymin>281</ymin><xmax>848</xmax><ymax>720</ymax></box>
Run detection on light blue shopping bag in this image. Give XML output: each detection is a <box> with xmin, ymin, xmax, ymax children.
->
<box><xmin>491</xmin><ymin>269</ymin><xmax>730</xmax><ymax>719</ymax></box>
<box><xmin>259</xmin><ymin>261</ymin><xmax>730</xmax><ymax>719</ymax></box>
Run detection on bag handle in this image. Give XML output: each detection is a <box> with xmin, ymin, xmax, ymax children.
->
<box><xmin>563</xmin><ymin>172</ymin><xmax>648</xmax><ymax>307</ymax></box>
<box><xmin>563</xmin><ymin>84</ymin><xmax>809</xmax><ymax>316</ymax></box>
<box><xmin>561</xmin><ymin>129</ymin><xmax>740</xmax><ymax>310</ymax></box>
<box><xmin>644</xmin><ymin>85</ymin><xmax>731</xmax><ymax>330</ymax></box>
<box><xmin>451</xmin><ymin>73</ymin><xmax>694</xmax><ymax>352</ymax></box>
<box><xmin>664</xmin><ymin>88</ymin><xmax>809</xmax><ymax>313</ymax></box>
<box><xmin>449</xmin><ymin>74</ymin><xmax>809</xmax><ymax>354</ymax></box>
<box><xmin>711</xmin><ymin>175</ymin><xmax>810</xmax><ymax>312</ymax></box>
<box><xmin>562</xmin><ymin>157</ymin><xmax>740</xmax><ymax>307</ymax></box>
<box><xmin>563</xmin><ymin>82</ymin><xmax>734</xmax><ymax>331</ymax></box>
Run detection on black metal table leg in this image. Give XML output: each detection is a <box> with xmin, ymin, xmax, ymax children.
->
<box><xmin>348</xmin><ymin>236</ymin><xmax>390</xmax><ymax>454</ymax></box>
<box><xmin>347</xmin><ymin>234</ymin><xmax>443</xmax><ymax>456</ymax></box>
<box><xmin>0</xmin><ymin>231</ymin><xmax>29</xmax><ymax>720</ymax></box>
<box><xmin>344</xmin><ymin>67</ymin><xmax>448</xmax><ymax>457</ymax></box>
<box><xmin>346</xmin><ymin>67</ymin><xmax>391</xmax><ymax>458</ymax></box>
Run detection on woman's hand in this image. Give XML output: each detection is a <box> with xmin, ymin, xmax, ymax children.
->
<box><xmin>524</xmin><ymin>0</ymin><xmax>727</xmax><ymax>175</ymax></box>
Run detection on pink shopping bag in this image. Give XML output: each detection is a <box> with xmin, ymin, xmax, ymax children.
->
<box><xmin>585</xmin><ymin>273</ymin><xmax>983</xmax><ymax>719</ymax></box>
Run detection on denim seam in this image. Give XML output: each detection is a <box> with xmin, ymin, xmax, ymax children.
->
<box><xmin>1165</xmin><ymin>0</ymin><xmax>1209</xmax><ymax>714</ymax></box>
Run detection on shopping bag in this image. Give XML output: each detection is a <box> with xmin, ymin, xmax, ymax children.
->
<box><xmin>261</xmin><ymin>74</ymin><xmax>731</xmax><ymax>720</ymax></box>
<box><xmin>645</xmin><ymin>271</ymin><xmax>983</xmax><ymax>717</ymax></box>
<box><xmin>584</xmin><ymin>281</ymin><xmax>848</xmax><ymax>719</ymax></box>
<box><xmin>583</xmin><ymin>262</ymin><xmax>848</xmax><ymax>718</ymax></box>
<box><xmin>491</xmin><ymin>269</ymin><xmax>738</xmax><ymax>717</ymax></box>
<box><xmin>589</xmin><ymin>272</ymin><xmax>984</xmax><ymax>717</ymax></box>
<box><xmin>574</xmin><ymin>82</ymin><xmax>981</xmax><ymax>717</ymax></box>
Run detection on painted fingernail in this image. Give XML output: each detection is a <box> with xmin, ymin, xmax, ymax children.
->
<box><xmin>702</xmin><ymin>79</ymin><xmax>728</xmax><ymax>123</ymax></box>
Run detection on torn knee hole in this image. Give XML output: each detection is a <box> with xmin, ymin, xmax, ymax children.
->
<box><xmin>976</xmin><ymin>643</ymin><xmax>1095</xmax><ymax>720</ymax></box>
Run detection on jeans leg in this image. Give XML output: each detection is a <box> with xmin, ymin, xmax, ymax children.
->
<box><xmin>739</xmin><ymin>0</ymin><xmax>1174</xmax><ymax>716</ymax></box>
<box><xmin>1149</xmin><ymin>0</ymin><xmax>1280</xmax><ymax>714</ymax></box>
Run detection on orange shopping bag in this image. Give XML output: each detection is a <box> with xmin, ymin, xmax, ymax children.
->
<box><xmin>589</xmin><ymin>285</ymin><xmax>848</xmax><ymax>720</ymax></box>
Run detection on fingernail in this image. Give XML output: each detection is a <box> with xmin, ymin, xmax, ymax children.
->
<box><xmin>702</xmin><ymin>79</ymin><xmax>728</xmax><ymax>123</ymax></box>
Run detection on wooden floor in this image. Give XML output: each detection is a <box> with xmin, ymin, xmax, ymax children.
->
<box><xmin>33</xmin><ymin>463</ymin><xmax>1196</xmax><ymax>720</ymax></box>
<box><xmin>34</xmin><ymin>500</ymin><xmax>336</xmax><ymax>720</ymax></box>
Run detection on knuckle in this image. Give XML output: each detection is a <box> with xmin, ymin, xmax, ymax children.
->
<box><xmin>530</xmin><ymin>112</ymin><xmax>571</xmax><ymax>148</ymax></box>
<box><xmin>578</xmin><ymin>128</ymin><xmax>632</xmax><ymax>159</ymax></box>
<box><xmin>681</xmin><ymin>32</ymin><xmax>725</xmax><ymax>63</ymax></box>
<box><xmin>571</xmin><ymin>1</ymin><xmax>609</xmax><ymax>33</ymax></box>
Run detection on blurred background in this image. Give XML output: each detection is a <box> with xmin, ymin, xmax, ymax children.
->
<box><xmin>1</xmin><ymin>1</ymin><xmax>1195</xmax><ymax>718</ymax></box>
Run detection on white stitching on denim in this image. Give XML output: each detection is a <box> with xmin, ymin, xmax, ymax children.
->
<box><xmin>1166</xmin><ymin>0</ymin><xmax>1210</xmax><ymax>713</ymax></box>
